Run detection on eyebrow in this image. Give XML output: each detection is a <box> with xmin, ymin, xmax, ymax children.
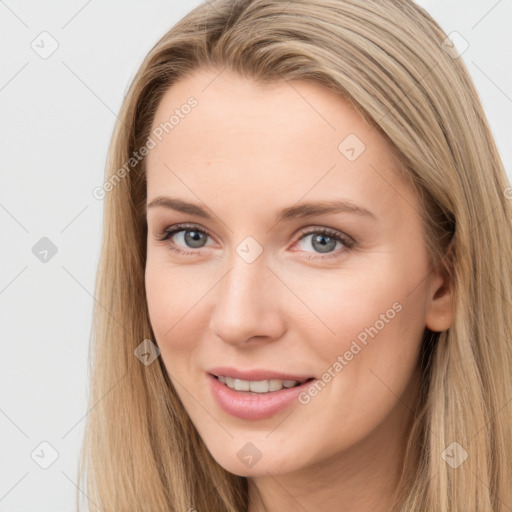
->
<box><xmin>147</xmin><ymin>196</ymin><xmax>376</xmax><ymax>223</ymax></box>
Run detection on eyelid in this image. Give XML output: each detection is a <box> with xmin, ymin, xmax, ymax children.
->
<box><xmin>290</xmin><ymin>225</ymin><xmax>355</xmax><ymax>260</ymax></box>
<box><xmin>294</xmin><ymin>225</ymin><xmax>355</xmax><ymax>246</ymax></box>
<box><xmin>155</xmin><ymin>222</ymin><xmax>355</xmax><ymax>258</ymax></box>
<box><xmin>155</xmin><ymin>222</ymin><xmax>215</xmax><ymax>247</ymax></box>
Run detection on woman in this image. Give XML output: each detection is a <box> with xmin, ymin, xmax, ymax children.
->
<box><xmin>80</xmin><ymin>1</ymin><xmax>512</xmax><ymax>510</ymax></box>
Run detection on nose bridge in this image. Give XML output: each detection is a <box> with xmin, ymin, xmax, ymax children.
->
<box><xmin>208</xmin><ymin>248</ymin><xmax>284</xmax><ymax>344</ymax></box>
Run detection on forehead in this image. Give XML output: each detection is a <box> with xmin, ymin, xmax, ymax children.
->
<box><xmin>145</xmin><ymin>68</ymin><xmax>414</xmax><ymax>222</ymax></box>
<box><xmin>149</xmin><ymin>67</ymin><xmax>378</xmax><ymax>153</ymax></box>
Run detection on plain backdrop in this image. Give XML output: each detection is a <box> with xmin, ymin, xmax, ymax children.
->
<box><xmin>1</xmin><ymin>1</ymin><xmax>511</xmax><ymax>511</ymax></box>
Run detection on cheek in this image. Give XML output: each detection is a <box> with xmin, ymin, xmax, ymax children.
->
<box><xmin>285</xmin><ymin>265</ymin><xmax>427</xmax><ymax>452</ymax></box>
<box><xmin>282</xmin><ymin>253</ymin><xmax>429</xmax><ymax>387</ymax></box>
<box><xmin>144</xmin><ymin>259</ymin><xmax>209</xmax><ymax>360</ymax></box>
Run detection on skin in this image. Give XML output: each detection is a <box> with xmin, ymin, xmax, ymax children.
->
<box><xmin>144</xmin><ymin>67</ymin><xmax>454</xmax><ymax>512</ymax></box>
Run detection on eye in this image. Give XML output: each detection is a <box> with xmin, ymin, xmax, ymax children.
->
<box><xmin>293</xmin><ymin>227</ymin><xmax>355</xmax><ymax>260</ymax></box>
<box><xmin>155</xmin><ymin>223</ymin><xmax>355</xmax><ymax>260</ymax></box>
<box><xmin>155</xmin><ymin>223</ymin><xmax>214</xmax><ymax>255</ymax></box>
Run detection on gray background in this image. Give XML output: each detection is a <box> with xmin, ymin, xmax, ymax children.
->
<box><xmin>1</xmin><ymin>1</ymin><xmax>511</xmax><ymax>511</ymax></box>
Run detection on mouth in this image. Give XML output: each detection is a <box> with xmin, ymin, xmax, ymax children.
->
<box><xmin>209</xmin><ymin>373</ymin><xmax>316</xmax><ymax>394</ymax></box>
<box><xmin>208</xmin><ymin>372</ymin><xmax>317</xmax><ymax>420</ymax></box>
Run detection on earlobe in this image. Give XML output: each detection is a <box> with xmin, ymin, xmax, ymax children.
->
<box><xmin>425</xmin><ymin>270</ymin><xmax>455</xmax><ymax>332</ymax></box>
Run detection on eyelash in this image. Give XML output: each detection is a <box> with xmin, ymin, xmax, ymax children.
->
<box><xmin>155</xmin><ymin>222</ymin><xmax>355</xmax><ymax>260</ymax></box>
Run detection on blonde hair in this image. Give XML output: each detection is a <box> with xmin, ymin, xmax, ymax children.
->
<box><xmin>79</xmin><ymin>1</ymin><xmax>512</xmax><ymax>510</ymax></box>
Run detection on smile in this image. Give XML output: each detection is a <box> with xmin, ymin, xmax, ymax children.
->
<box><xmin>208</xmin><ymin>374</ymin><xmax>316</xmax><ymax>420</ymax></box>
<box><xmin>215</xmin><ymin>375</ymin><xmax>308</xmax><ymax>393</ymax></box>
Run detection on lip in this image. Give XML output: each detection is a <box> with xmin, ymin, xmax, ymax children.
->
<box><xmin>207</xmin><ymin>366</ymin><xmax>315</xmax><ymax>382</ymax></box>
<box><xmin>208</xmin><ymin>373</ymin><xmax>316</xmax><ymax>420</ymax></box>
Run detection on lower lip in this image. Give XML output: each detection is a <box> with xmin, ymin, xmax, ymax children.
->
<box><xmin>208</xmin><ymin>374</ymin><xmax>315</xmax><ymax>420</ymax></box>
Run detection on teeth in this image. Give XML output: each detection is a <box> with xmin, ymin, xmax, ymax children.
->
<box><xmin>234</xmin><ymin>378</ymin><xmax>250</xmax><ymax>391</ymax></box>
<box><xmin>217</xmin><ymin>375</ymin><xmax>302</xmax><ymax>393</ymax></box>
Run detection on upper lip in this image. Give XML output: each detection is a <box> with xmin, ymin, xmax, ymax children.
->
<box><xmin>207</xmin><ymin>366</ymin><xmax>315</xmax><ymax>382</ymax></box>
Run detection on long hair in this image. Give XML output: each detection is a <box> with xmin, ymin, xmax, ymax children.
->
<box><xmin>79</xmin><ymin>1</ymin><xmax>512</xmax><ymax>510</ymax></box>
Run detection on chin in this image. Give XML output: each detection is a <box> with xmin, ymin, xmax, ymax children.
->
<box><xmin>205</xmin><ymin>440</ymin><xmax>304</xmax><ymax>477</ymax></box>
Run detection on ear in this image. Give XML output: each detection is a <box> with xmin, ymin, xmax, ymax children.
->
<box><xmin>425</xmin><ymin>265</ymin><xmax>454</xmax><ymax>332</ymax></box>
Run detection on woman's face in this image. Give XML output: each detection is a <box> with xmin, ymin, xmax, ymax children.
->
<box><xmin>145</xmin><ymin>68</ymin><xmax>452</xmax><ymax>478</ymax></box>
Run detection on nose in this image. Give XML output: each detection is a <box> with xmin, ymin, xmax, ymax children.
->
<box><xmin>208</xmin><ymin>253</ymin><xmax>286</xmax><ymax>347</ymax></box>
